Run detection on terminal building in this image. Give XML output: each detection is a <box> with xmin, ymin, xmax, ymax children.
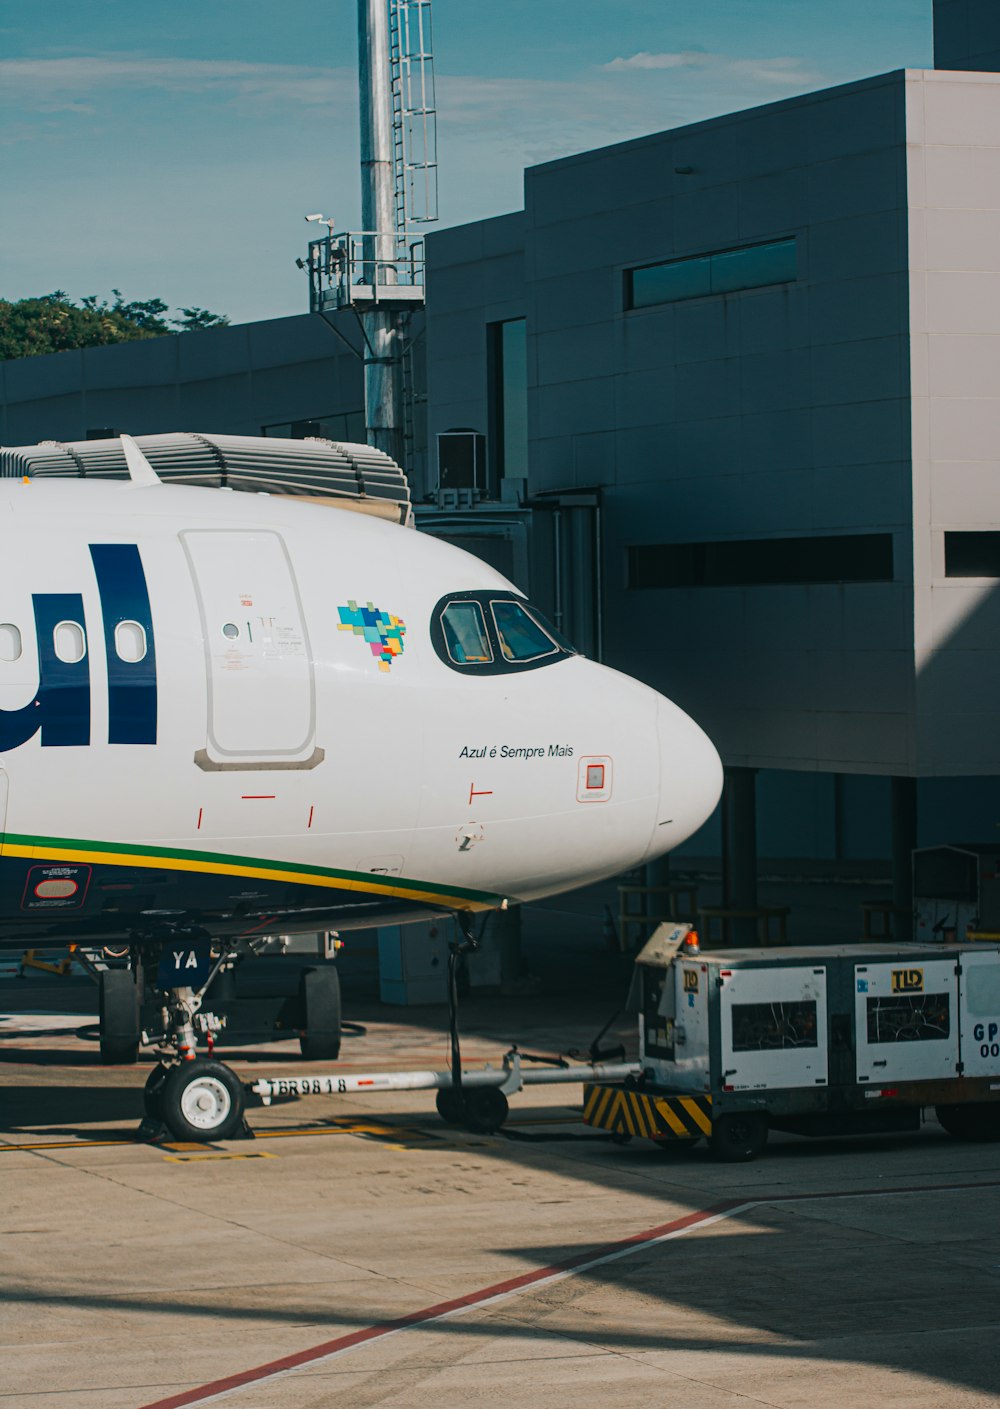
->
<box><xmin>4</xmin><ymin>0</ymin><xmax>1000</xmax><ymax>917</ymax></box>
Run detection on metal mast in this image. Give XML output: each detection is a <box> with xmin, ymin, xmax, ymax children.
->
<box><xmin>359</xmin><ymin>0</ymin><xmax>402</xmax><ymax>463</ymax></box>
<box><xmin>303</xmin><ymin>2</ymin><xmax>436</xmax><ymax>475</ymax></box>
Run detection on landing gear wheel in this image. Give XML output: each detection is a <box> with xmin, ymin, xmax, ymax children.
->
<box><xmin>936</xmin><ymin>1102</ymin><xmax>1000</xmax><ymax>1142</ymax></box>
<box><xmin>159</xmin><ymin>1059</ymin><xmax>246</xmax><ymax>1142</ymax></box>
<box><xmin>709</xmin><ymin>1113</ymin><xmax>767</xmax><ymax>1163</ymax></box>
<box><xmin>99</xmin><ymin>968</ymin><xmax>140</xmax><ymax>1065</ymax></box>
<box><xmin>298</xmin><ymin>966</ymin><xmax>342</xmax><ymax>1061</ymax></box>
<box><xmin>436</xmin><ymin>1088</ymin><xmax>467</xmax><ymax>1124</ymax></box>
<box><xmin>143</xmin><ymin>1064</ymin><xmax>170</xmax><ymax>1120</ymax></box>
<box><xmin>610</xmin><ymin>1130</ymin><xmax>632</xmax><ymax>1146</ymax></box>
<box><xmin>463</xmin><ymin>1087</ymin><xmax>509</xmax><ymax>1133</ymax></box>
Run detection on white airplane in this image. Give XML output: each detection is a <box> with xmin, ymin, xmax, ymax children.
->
<box><xmin>0</xmin><ymin>436</ymin><xmax>722</xmax><ymax>1136</ymax></box>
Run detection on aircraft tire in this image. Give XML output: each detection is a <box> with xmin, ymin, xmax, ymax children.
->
<box><xmin>143</xmin><ymin>1064</ymin><xmax>170</xmax><ymax>1119</ymax></box>
<box><xmin>936</xmin><ymin>1102</ymin><xmax>1000</xmax><ymax>1142</ymax></box>
<box><xmin>709</xmin><ymin>1113</ymin><xmax>768</xmax><ymax>1163</ymax></box>
<box><xmin>436</xmin><ymin>1088</ymin><xmax>467</xmax><ymax>1124</ymax></box>
<box><xmin>463</xmin><ymin>1086</ymin><xmax>509</xmax><ymax>1133</ymax></box>
<box><xmin>160</xmin><ymin>1059</ymin><xmax>246</xmax><ymax>1142</ymax></box>
<box><xmin>298</xmin><ymin>966</ymin><xmax>342</xmax><ymax>1061</ymax></box>
<box><xmin>98</xmin><ymin>968</ymin><xmax>140</xmax><ymax>1065</ymax></box>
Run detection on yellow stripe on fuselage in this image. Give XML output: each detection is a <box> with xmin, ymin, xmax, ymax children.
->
<box><xmin>1</xmin><ymin>841</ymin><xmax>489</xmax><ymax>912</ymax></box>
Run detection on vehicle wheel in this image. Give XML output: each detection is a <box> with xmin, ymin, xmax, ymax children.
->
<box><xmin>159</xmin><ymin>1060</ymin><xmax>246</xmax><ymax>1142</ymax></box>
<box><xmin>143</xmin><ymin>1064</ymin><xmax>170</xmax><ymax>1119</ymax></box>
<box><xmin>651</xmin><ymin>1137</ymin><xmax>701</xmax><ymax>1155</ymax></box>
<box><xmin>436</xmin><ymin>1088</ymin><xmax>468</xmax><ymax>1124</ymax></box>
<box><xmin>463</xmin><ymin>1087</ymin><xmax>509</xmax><ymax>1133</ymax></box>
<box><xmin>99</xmin><ymin>968</ymin><xmax>140</xmax><ymax>1065</ymax></box>
<box><xmin>298</xmin><ymin>966</ymin><xmax>341</xmax><ymax>1061</ymax></box>
<box><xmin>709</xmin><ymin>1112</ymin><xmax>768</xmax><ymax>1163</ymax></box>
<box><xmin>936</xmin><ymin>1102</ymin><xmax>1000</xmax><ymax>1142</ymax></box>
<box><xmin>609</xmin><ymin>1130</ymin><xmax>632</xmax><ymax>1146</ymax></box>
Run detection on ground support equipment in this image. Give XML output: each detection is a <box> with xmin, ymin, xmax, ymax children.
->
<box><xmin>581</xmin><ymin>924</ymin><xmax>1000</xmax><ymax>1162</ymax></box>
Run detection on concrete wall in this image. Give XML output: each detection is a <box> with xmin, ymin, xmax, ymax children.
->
<box><xmin>0</xmin><ymin>313</ymin><xmax>365</xmax><ymax>446</ymax></box>
<box><xmin>935</xmin><ymin>0</ymin><xmax>1000</xmax><ymax>72</ymax></box>
<box><xmin>425</xmin><ymin>211</ymin><xmax>525</xmax><ymax>496</ymax></box>
<box><xmin>908</xmin><ymin>69</ymin><xmax>1000</xmax><ymax>774</ymax></box>
<box><xmin>519</xmin><ymin>74</ymin><xmax>914</xmax><ymax>776</ymax></box>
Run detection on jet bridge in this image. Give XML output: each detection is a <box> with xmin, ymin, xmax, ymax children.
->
<box><xmin>0</xmin><ymin>433</ymin><xmax>413</xmax><ymax>525</ymax></box>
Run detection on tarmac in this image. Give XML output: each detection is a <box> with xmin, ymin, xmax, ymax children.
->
<box><xmin>3</xmin><ymin>874</ymin><xmax>1000</xmax><ymax>1408</ymax></box>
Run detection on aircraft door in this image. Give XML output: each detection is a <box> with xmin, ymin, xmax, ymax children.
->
<box><xmin>181</xmin><ymin>530</ymin><xmax>321</xmax><ymax>769</ymax></box>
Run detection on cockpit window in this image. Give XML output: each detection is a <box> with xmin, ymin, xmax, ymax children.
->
<box><xmin>442</xmin><ymin>601</ymin><xmax>493</xmax><ymax>664</ymax></box>
<box><xmin>432</xmin><ymin>590</ymin><xmax>577</xmax><ymax>675</ymax></box>
<box><xmin>491</xmin><ymin>600</ymin><xmax>558</xmax><ymax>662</ymax></box>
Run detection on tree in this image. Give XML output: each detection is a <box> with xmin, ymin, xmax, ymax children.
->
<box><xmin>0</xmin><ymin>290</ymin><xmax>230</xmax><ymax>361</ymax></box>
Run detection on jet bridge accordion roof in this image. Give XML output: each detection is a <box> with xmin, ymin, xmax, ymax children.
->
<box><xmin>0</xmin><ymin>433</ymin><xmax>412</xmax><ymax>524</ymax></box>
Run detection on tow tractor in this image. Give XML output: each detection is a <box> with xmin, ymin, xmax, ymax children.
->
<box><xmin>582</xmin><ymin>925</ymin><xmax>1000</xmax><ymax>1161</ymax></box>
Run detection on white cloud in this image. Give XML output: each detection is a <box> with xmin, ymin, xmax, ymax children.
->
<box><xmin>603</xmin><ymin>50</ymin><xmax>824</xmax><ymax>87</ymax></box>
<box><xmin>0</xmin><ymin>55</ymin><xmax>354</xmax><ymax>108</ymax></box>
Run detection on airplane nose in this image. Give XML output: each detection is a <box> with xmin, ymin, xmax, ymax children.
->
<box><xmin>646</xmin><ymin>695</ymin><xmax>723</xmax><ymax>861</ymax></box>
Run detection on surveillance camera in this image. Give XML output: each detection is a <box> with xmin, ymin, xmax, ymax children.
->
<box><xmin>305</xmin><ymin>213</ymin><xmax>324</xmax><ymax>223</ymax></box>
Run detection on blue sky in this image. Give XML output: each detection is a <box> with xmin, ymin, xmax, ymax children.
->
<box><xmin>0</xmin><ymin>0</ymin><xmax>933</xmax><ymax>324</ymax></box>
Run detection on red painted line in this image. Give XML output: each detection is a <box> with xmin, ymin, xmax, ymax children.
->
<box><xmin>196</xmin><ymin>808</ymin><xmax>203</xmax><ymax>832</ymax></box>
<box><xmin>468</xmin><ymin>784</ymin><xmax>494</xmax><ymax>805</ymax></box>
<box><xmin>135</xmin><ymin>1201</ymin><xmax>742</xmax><ymax>1409</ymax></box>
<box><xmin>307</xmin><ymin>805</ymin><xmax>314</xmax><ymax>829</ymax></box>
<box><xmin>241</xmin><ymin>795</ymin><xmax>276</xmax><ymax>800</ymax></box>
<box><xmin>133</xmin><ymin>1177</ymin><xmax>1000</xmax><ymax>1409</ymax></box>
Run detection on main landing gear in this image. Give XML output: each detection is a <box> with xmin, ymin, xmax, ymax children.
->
<box><xmin>434</xmin><ymin>914</ymin><xmax>510</xmax><ymax>1134</ymax></box>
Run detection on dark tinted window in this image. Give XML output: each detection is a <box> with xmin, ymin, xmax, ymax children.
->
<box><xmin>945</xmin><ymin>532</ymin><xmax>1000</xmax><ymax>577</ymax></box>
<box><xmin>627</xmin><ymin>239</ymin><xmax>797</xmax><ymax>310</ymax></box>
<box><xmin>628</xmin><ymin>534</ymin><xmax>894</xmax><ymax>589</ymax></box>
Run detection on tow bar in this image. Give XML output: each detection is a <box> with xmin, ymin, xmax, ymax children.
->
<box><xmin>249</xmin><ymin>1048</ymin><xmax>641</xmax><ymax>1133</ymax></box>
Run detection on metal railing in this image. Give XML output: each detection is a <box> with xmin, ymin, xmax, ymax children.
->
<box><xmin>306</xmin><ymin>231</ymin><xmax>426</xmax><ymax>312</ymax></box>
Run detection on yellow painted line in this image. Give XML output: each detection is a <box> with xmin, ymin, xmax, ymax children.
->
<box><xmin>2</xmin><ymin>842</ymin><xmax>489</xmax><ymax>912</ymax></box>
<box><xmin>163</xmin><ymin>1151</ymin><xmax>278</xmax><ymax>1163</ymax></box>
<box><xmin>0</xmin><ymin>1138</ymin><xmax>134</xmax><ymax>1152</ymax></box>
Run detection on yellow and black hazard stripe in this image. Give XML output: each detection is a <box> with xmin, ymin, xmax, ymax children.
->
<box><xmin>582</xmin><ymin>1082</ymin><xmax>713</xmax><ymax>1141</ymax></box>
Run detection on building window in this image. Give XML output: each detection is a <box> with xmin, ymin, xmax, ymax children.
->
<box><xmin>625</xmin><ymin>238</ymin><xmax>797</xmax><ymax>310</ymax></box>
<box><xmin>627</xmin><ymin>533</ymin><xmax>894</xmax><ymax>590</ymax></box>
<box><xmin>262</xmin><ymin>411</ymin><xmax>365</xmax><ymax>442</ymax></box>
<box><xmin>488</xmin><ymin>318</ymin><xmax>528</xmax><ymax>485</ymax></box>
<box><xmin>944</xmin><ymin>532</ymin><xmax>1000</xmax><ymax>577</ymax></box>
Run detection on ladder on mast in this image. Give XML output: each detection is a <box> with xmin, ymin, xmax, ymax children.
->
<box><xmin>389</xmin><ymin>0</ymin><xmax>439</xmax><ymax>231</ymax></box>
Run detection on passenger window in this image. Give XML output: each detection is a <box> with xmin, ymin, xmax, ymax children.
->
<box><xmin>441</xmin><ymin>602</ymin><xmax>493</xmax><ymax>664</ymax></box>
<box><xmin>53</xmin><ymin>621</ymin><xmax>86</xmax><ymax>663</ymax></box>
<box><xmin>222</xmin><ymin>622</ymin><xmax>240</xmax><ymax>640</ymax></box>
<box><xmin>491</xmin><ymin>600</ymin><xmax>558</xmax><ymax>662</ymax></box>
<box><xmin>0</xmin><ymin>624</ymin><xmax>22</xmax><ymax>661</ymax></box>
<box><xmin>114</xmin><ymin>620</ymin><xmax>147</xmax><ymax>663</ymax></box>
